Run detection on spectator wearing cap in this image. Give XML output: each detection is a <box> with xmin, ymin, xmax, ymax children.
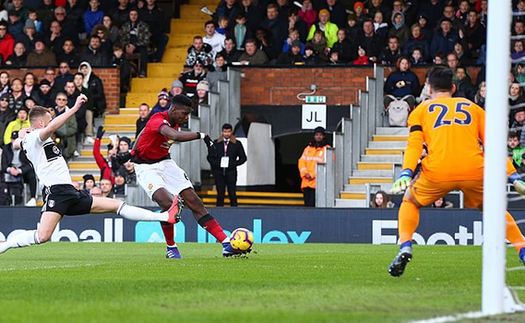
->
<box><xmin>169</xmin><ymin>79</ymin><xmax>184</xmax><ymax>97</ymax></box>
<box><xmin>150</xmin><ymin>88</ymin><xmax>171</xmax><ymax>116</ymax></box>
<box><xmin>83</xmin><ymin>174</ymin><xmax>96</xmax><ymax>191</ymax></box>
<box><xmin>353</xmin><ymin>1</ymin><xmax>368</xmax><ymax>26</ymax></box>
<box><xmin>135</xmin><ymin>103</ymin><xmax>150</xmax><ymax>138</ymax></box>
<box><xmin>2</xmin><ymin>129</ymin><xmax>37</xmax><ymax>206</ymax></box>
<box><xmin>306</xmin><ymin>9</ymin><xmax>338</xmax><ymax>48</ymax></box>
<box><xmin>206</xmin><ymin>123</ymin><xmax>247</xmax><ymax>207</ymax></box>
<box><xmin>7</xmin><ymin>9</ymin><xmax>24</xmax><ymax>41</ymax></box>
<box><xmin>203</xmin><ymin>20</ymin><xmax>225</xmax><ymax>57</ymax></box>
<box><xmin>8</xmin><ymin>77</ymin><xmax>24</xmax><ymax>114</ymax></box>
<box><xmin>94</xmin><ymin>126</ymin><xmax>116</xmax><ymax>184</ymax></box>
<box><xmin>5</xmin><ymin>41</ymin><xmax>27</xmax><ymax>66</ymax></box>
<box><xmin>277</xmin><ymin>39</ymin><xmax>306</xmax><ymax>65</ymax></box>
<box><xmin>112</xmin><ymin>135</ymin><xmax>132</xmax><ymax>173</ymax></box>
<box><xmin>430</xmin><ymin>18</ymin><xmax>460</xmax><ymax>58</ymax></box>
<box><xmin>185</xmin><ymin>35</ymin><xmax>214</xmax><ymax>69</ymax></box>
<box><xmin>26</xmin><ymin>35</ymin><xmax>57</xmax><ymax>66</ymax></box>
<box><xmin>179</xmin><ymin>60</ymin><xmax>207</xmax><ymax>98</ymax></box>
<box><xmin>191</xmin><ymin>80</ymin><xmax>209</xmax><ymax>115</ymax></box>
<box><xmin>112</xmin><ymin>168</ymin><xmax>127</xmax><ymax>196</ymax></box>
<box><xmin>3</xmin><ymin>106</ymin><xmax>29</xmax><ymax>145</ymax></box>
<box><xmin>0</xmin><ymin>92</ymin><xmax>16</xmax><ymax>140</ymax></box>
<box><xmin>0</xmin><ymin>21</ymin><xmax>14</xmax><ymax>64</ymax></box>
<box><xmin>34</xmin><ymin>78</ymin><xmax>55</xmax><ymax>108</ymax></box>
<box><xmin>298</xmin><ymin>126</ymin><xmax>330</xmax><ymax>207</ymax></box>
<box><xmin>238</xmin><ymin>38</ymin><xmax>269</xmax><ymax>65</ymax></box>
<box><xmin>54</xmin><ymin>91</ymin><xmax>78</xmax><ymax>160</ymax></box>
<box><xmin>303</xmin><ymin>44</ymin><xmax>319</xmax><ymax>65</ymax></box>
<box><xmin>119</xmin><ymin>8</ymin><xmax>150</xmax><ymax>78</ymax></box>
<box><xmin>17</xmin><ymin>18</ymin><xmax>35</xmax><ymax>53</ymax></box>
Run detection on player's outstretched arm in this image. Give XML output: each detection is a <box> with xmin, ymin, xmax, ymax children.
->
<box><xmin>40</xmin><ymin>94</ymin><xmax>87</xmax><ymax>141</ymax></box>
<box><xmin>159</xmin><ymin>126</ymin><xmax>216</xmax><ymax>152</ymax></box>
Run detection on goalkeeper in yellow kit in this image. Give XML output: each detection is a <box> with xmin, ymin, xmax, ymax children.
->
<box><xmin>389</xmin><ymin>66</ymin><xmax>525</xmax><ymax>277</ymax></box>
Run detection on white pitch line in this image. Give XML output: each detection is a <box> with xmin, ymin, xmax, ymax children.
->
<box><xmin>0</xmin><ymin>263</ymin><xmax>97</xmax><ymax>271</ymax></box>
<box><xmin>408</xmin><ymin>311</ymin><xmax>490</xmax><ymax>323</ymax></box>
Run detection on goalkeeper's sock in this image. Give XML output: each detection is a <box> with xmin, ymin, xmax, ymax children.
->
<box><xmin>161</xmin><ymin>222</ymin><xmax>175</xmax><ymax>246</ymax></box>
<box><xmin>398</xmin><ymin>199</ymin><xmax>420</xmax><ymax>244</ymax></box>
<box><xmin>0</xmin><ymin>230</ymin><xmax>40</xmax><ymax>254</ymax></box>
<box><xmin>198</xmin><ymin>214</ymin><xmax>227</xmax><ymax>242</ymax></box>
<box><xmin>505</xmin><ymin>211</ymin><xmax>525</xmax><ymax>252</ymax></box>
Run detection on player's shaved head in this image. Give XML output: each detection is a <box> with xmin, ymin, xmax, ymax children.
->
<box><xmin>428</xmin><ymin>66</ymin><xmax>454</xmax><ymax>93</ymax></box>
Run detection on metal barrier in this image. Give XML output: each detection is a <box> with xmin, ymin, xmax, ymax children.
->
<box><xmin>316</xmin><ymin>148</ymin><xmax>336</xmax><ymax>207</ymax></box>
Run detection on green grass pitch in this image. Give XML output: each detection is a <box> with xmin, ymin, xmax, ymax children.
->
<box><xmin>1</xmin><ymin>243</ymin><xmax>525</xmax><ymax>323</ymax></box>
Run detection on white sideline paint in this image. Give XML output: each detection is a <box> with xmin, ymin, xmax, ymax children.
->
<box><xmin>0</xmin><ymin>263</ymin><xmax>97</xmax><ymax>271</ymax></box>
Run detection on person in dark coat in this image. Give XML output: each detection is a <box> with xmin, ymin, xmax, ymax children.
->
<box><xmin>207</xmin><ymin>123</ymin><xmax>247</xmax><ymax>207</ymax></box>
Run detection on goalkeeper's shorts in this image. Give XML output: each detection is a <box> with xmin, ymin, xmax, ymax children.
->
<box><xmin>409</xmin><ymin>173</ymin><xmax>483</xmax><ymax>209</ymax></box>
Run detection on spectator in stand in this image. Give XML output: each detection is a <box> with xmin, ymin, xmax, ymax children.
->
<box><xmin>282</xmin><ymin>29</ymin><xmax>304</xmax><ymax>54</ymax></box>
<box><xmin>7</xmin><ymin>10</ymin><xmax>24</xmax><ymax>42</ymax></box>
<box><xmin>204</xmin><ymin>20</ymin><xmax>225</xmax><ymax>57</ymax></box>
<box><xmin>5</xmin><ymin>41</ymin><xmax>26</xmax><ymax>66</ymax></box>
<box><xmin>111</xmin><ymin>136</ymin><xmax>131</xmax><ymax>173</ymax></box>
<box><xmin>409</xmin><ymin>47</ymin><xmax>426</xmax><ymax>66</ymax></box>
<box><xmin>169</xmin><ymin>79</ymin><xmax>184</xmax><ymax>97</ymax></box>
<box><xmin>18</xmin><ymin>18</ymin><xmax>36</xmax><ymax>52</ymax></box>
<box><xmin>299</xmin><ymin>0</ymin><xmax>316</xmax><ymax>30</ymax></box>
<box><xmin>355</xmin><ymin>19</ymin><xmax>382</xmax><ymax>63</ymax></box>
<box><xmin>231</xmin><ymin>13</ymin><xmax>249</xmax><ymax>50</ymax></box>
<box><xmin>83</xmin><ymin>174</ymin><xmax>96</xmax><ymax>191</ymax></box>
<box><xmin>370</xmin><ymin>190</ymin><xmax>393</xmax><ymax>208</ymax></box>
<box><xmin>84</xmin><ymin>0</ymin><xmax>103</xmax><ymax>35</ymax></box>
<box><xmin>509</xmin><ymin>82</ymin><xmax>525</xmax><ymax>124</ymax></box>
<box><xmin>53</xmin><ymin>6</ymin><xmax>79</xmax><ymax>46</ymax></box>
<box><xmin>26</xmin><ymin>36</ymin><xmax>56</xmax><ymax>66</ymax></box>
<box><xmin>92</xmin><ymin>25</ymin><xmax>113</xmax><ymax>56</ymax></box>
<box><xmin>46</xmin><ymin>20</ymin><xmax>68</xmax><ymax>56</ymax></box>
<box><xmin>416</xmin><ymin>13</ymin><xmax>433</xmax><ymax>44</ymax></box>
<box><xmin>452</xmin><ymin>40</ymin><xmax>472</xmax><ymax>66</ymax></box>
<box><xmin>54</xmin><ymin>91</ymin><xmax>77</xmax><ymax>160</ymax></box>
<box><xmin>275</xmin><ymin>0</ymin><xmax>290</xmax><ymax>20</ymax></box>
<box><xmin>150</xmin><ymin>88</ymin><xmax>171</xmax><ymax>116</ymax></box>
<box><xmin>388</xmin><ymin>11</ymin><xmax>409</xmax><ymax>48</ymax></box>
<box><xmin>418</xmin><ymin>0</ymin><xmax>444</xmax><ymax>30</ymax></box>
<box><xmin>219</xmin><ymin>37</ymin><xmax>241</xmax><ymax>65</ymax></box>
<box><xmin>278</xmin><ymin>38</ymin><xmax>305</xmax><ymax>65</ymax></box>
<box><xmin>288</xmin><ymin>7</ymin><xmax>308</xmax><ymax>43</ymax></box>
<box><xmin>206</xmin><ymin>52</ymin><xmax>227</xmax><ymax>92</ymax></box>
<box><xmin>0</xmin><ymin>21</ymin><xmax>14</xmax><ymax>63</ymax></box>
<box><xmin>214</xmin><ymin>0</ymin><xmax>240</xmax><ymax>28</ymax></box>
<box><xmin>89</xmin><ymin>186</ymin><xmax>102</xmax><ymax>196</ymax></box>
<box><xmin>65</xmin><ymin>78</ymin><xmax>93</xmax><ymax>146</ymax></box>
<box><xmin>353</xmin><ymin>1</ymin><xmax>369</xmax><ymax>25</ymax></box>
<box><xmin>465</xmin><ymin>9</ymin><xmax>486</xmax><ymax>59</ymax></box>
<box><xmin>303</xmin><ymin>44</ymin><xmax>319</xmax><ymax>65</ymax></box>
<box><xmin>445</xmin><ymin>52</ymin><xmax>460</xmax><ymax>76</ymax></box>
<box><xmin>3</xmin><ymin>106</ymin><xmax>29</xmax><ymax>145</ymax></box>
<box><xmin>139</xmin><ymin>0</ymin><xmax>169</xmax><ymax>63</ymax></box>
<box><xmin>512</xmin><ymin>40</ymin><xmax>525</xmax><ymax>64</ymax></box>
<box><xmin>80</xmin><ymin>35</ymin><xmax>110</xmax><ymax>67</ymax></box>
<box><xmin>94</xmin><ymin>126</ymin><xmax>116</xmax><ymax>184</ymax></box>
<box><xmin>79</xmin><ymin>61</ymin><xmax>106</xmax><ymax>118</ymax></box>
<box><xmin>330</xmin><ymin>29</ymin><xmax>353</xmax><ymax>63</ymax></box>
<box><xmin>379</xmin><ymin>36</ymin><xmax>402</xmax><ymax>65</ymax></box>
<box><xmin>474</xmin><ymin>81</ymin><xmax>486</xmax><ymax>110</ymax></box>
<box><xmin>34</xmin><ymin>79</ymin><xmax>55</xmax><ymax>108</ymax></box>
<box><xmin>321</xmin><ymin>0</ymin><xmax>346</xmax><ymax>29</ymax></box>
<box><xmin>2</xmin><ymin>130</ymin><xmax>37</xmax><ymax>206</ymax></box>
<box><xmin>8</xmin><ymin>0</ymin><xmax>29</xmax><ymax>22</ymax></box>
<box><xmin>119</xmin><ymin>8</ymin><xmax>150</xmax><ymax>77</ymax></box>
<box><xmin>454</xmin><ymin>66</ymin><xmax>476</xmax><ymax>101</ymax></box>
<box><xmin>344</xmin><ymin>12</ymin><xmax>359</xmax><ymax>41</ymax></box>
<box><xmin>353</xmin><ymin>46</ymin><xmax>371</xmax><ymax>65</ymax></box>
<box><xmin>238</xmin><ymin>38</ymin><xmax>269</xmax><ymax>65</ymax></box>
<box><xmin>403</xmin><ymin>24</ymin><xmax>430</xmax><ymax>63</ymax></box>
<box><xmin>513</xmin><ymin>20</ymin><xmax>525</xmax><ymax>49</ymax></box>
<box><xmin>305</xmin><ymin>29</ymin><xmax>328</xmax><ymax>62</ymax></box>
<box><xmin>261</xmin><ymin>4</ymin><xmax>288</xmax><ymax>58</ymax></box>
<box><xmin>383</xmin><ymin>56</ymin><xmax>420</xmax><ymax>101</ymax></box>
<box><xmin>111</xmin><ymin>43</ymin><xmax>132</xmax><ymax>94</ymax></box>
<box><xmin>372</xmin><ymin>10</ymin><xmax>388</xmax><ymax>44</ymax></box>
<box><xmin>56</xmin><ymin>39</ymin><xmax>79</xmax><ymax>68</ymax></box>
<box><xmin>0</xmin><ymin>72</ymin><xmax>10</xmax><ymax>96</ymax></box>
<box><xmin>179</xmin><ymin>60</ymin><xmax>207</xmax><ymax>98</ymax></box>
<box><xmin>135</xmin><ymin>102</ymin><xmax>149</xmax><ymax>137</ymax></box>
<box><xmin>122</xmin><ymin>160</ymin><xmax>136</xmax><ymax>185</ymax></box>
<box><xmin>99</xmin><ymin>178</ymin><xmax>113</xmax><ymax>197</ymax></box>
<box><xmin>8</xmin><ymin>77</ymin><xmax>24</xmax><ymax>113</ymax></box>
<box><xmin>110</xmin><ymin>0</ymin><xmax>132</xmax><ymax>27</ymax></box>
<box><xmin>307</xmin><ymin>9</ymin><xmax>338</xmax><ymax>48</ymax></box>
<box><xmin>441</xmin><ymin>4</ymin><xmax>464</xmax><ymax>33</ymax></box>
<box><xmin>298</xmin><ymin>126</ymin><xmax>329</xmax><ymax>207</ymax></box>
<box><xmin>430</xmin><ymin>18</ymin><xmax>459</xmax><ymax>58</ymax></box>
<box><xmin>367</xmin><ymin>0</ymin><xmax>389</xmax><ymax>21</ymax></box>
<box><xmin>185</xmin><ymin>35</ymin><xmax>214</xmax><ymax>68</ymax></box>
<box><xmin>191</xmin><ymin>80</ymin><xmax>209</xmax><ymax>115</ymax></box>
<box><xmin>239</xmin><ymin>0</ymin><xmax>263</xmax><ymax>37</ymax></box>
<box><xmin>65</xmin><ymin>0</ymin><xmax>85</xmax><ymax>36</ymax></box>
<box><xmin>102</xmin><ymin>15</ymin><xmax>119</xmax><ymax>44</ymax></box>
<box><xmin>0</xmin><ymin>92</ymin><xmax>16</xmax><ymax>140</ymax></box>
<box><xmin>36</xmin><ymin>1</ymin><xmax>54</xmax><ymax>32</ymax></box>
<box><xmin>216</xmin><ymin>16</ymin><xmax>229</xmax><ymax>36</ymax></box>
<box><xmin>22</xmin><ymin>71</ymin><xmax>38</xmax><ymax>99</ymax></box>
<box><xmin>111</xmin><ymin>169</ymin><xmax>126</xmax><ymax>196</ymax></box>
<box><xmin>54</xmin><ymin>61</ymin><xmax>74</xmax><ymax>91</ymax></box>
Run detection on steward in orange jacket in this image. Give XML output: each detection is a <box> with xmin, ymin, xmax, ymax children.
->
<box><xmin>298</xmin><ymin>126</ymin><xmax>330</xmax><ymax>207</ymax></box>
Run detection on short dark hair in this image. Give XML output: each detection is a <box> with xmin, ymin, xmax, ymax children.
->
<box><xmin>171</xmin><ymin>95</ymin><xmax>192</xmax><ymax>109</ymax></box>
<box><xmin>510</xmin><ymin>131</ymin><xmax>520</xmax><ymax>139</ymax></box>
<box><xmin>204</xmin><ymin>20</ymin><xmax>215</xmax><ymax>28</ymax></box>
<box><xmin>428</xmin><ymin>66</ymin><xmax>454</xmax><ymax>92</ymax></box>
<box><xmin>222</xmin><ymin>123</ymin><xmax>233</xmax><ymax>130</ymax></box>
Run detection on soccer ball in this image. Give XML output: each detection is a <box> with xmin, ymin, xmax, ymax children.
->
<box><xmin>229</xmin><ymin>228</ymin><xmax>254</xmax><ymax>252</ymax></box>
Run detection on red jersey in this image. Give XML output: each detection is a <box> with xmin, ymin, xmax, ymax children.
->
<box><xmin>133</xmin><ymin>111</ymin><xmax>179</xmax><ymax>163</ymax></box>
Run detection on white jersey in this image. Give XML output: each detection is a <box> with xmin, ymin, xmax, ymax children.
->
<box><xmin>21</xmin><ymin>129</ymin><xmax>72</xmax><ymax>187</ymax></box>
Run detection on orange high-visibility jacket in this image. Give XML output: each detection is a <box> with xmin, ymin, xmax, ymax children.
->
<box><xmin>298</xmin><ymin>143</ymin><xmax>330</xmax><ymax>190</ymax></box>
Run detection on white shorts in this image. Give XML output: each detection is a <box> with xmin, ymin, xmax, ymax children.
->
<box><xmin>135</xmin><ymin>159</ymin><xmax>193</xmax><ymax>200</ymax></box>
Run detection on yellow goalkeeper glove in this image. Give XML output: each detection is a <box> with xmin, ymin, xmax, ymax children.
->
<box><xmin>510</xmin><ymin>172</ymin><xmax>525</xmax><ymax>195</ymax></box>
<box><xmin>391</xmin><ymin>169</ymin><xmax>413</xmax><ymax>194</ymax></box>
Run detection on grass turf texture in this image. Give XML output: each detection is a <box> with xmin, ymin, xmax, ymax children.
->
<box><xmin>0</xmin><ymin>243</ymin><xmax>524</xmax><ymax>323</ymax></box>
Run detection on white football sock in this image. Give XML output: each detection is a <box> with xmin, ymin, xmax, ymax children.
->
<box><xmin>117</xmin><ymin>202</ymin><xmax>169</xmax><ymax>222</ymax></box>
<box><xmin>0</xmin><ymin>230</ymin><xmax>40</xmax><ymax>254</ymax></box>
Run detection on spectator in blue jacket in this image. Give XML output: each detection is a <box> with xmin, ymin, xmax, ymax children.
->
<box><xmin>84</xmin><ymin>0</ymin><xmax>104</xmax><ymax>35</ymax></box>
<box><xmin>383</xmin><ymin>56</ymin><xmax>421</xmax><ymax>99</ymax></box>
<box><xmin>430</xmin><ymin>18</ymin><xmax>459</xmax><ymax>57</ymax></box>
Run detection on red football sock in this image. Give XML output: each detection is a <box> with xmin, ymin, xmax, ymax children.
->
<box><xmin>161</xmin><ymin>222</ymin><xmax>175</xmax><ymax>246</ymax></box>
<box><xmin>200</xmin><ymin>217</ymin><xmax>228</xmax><ymax>242</ymax></box>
